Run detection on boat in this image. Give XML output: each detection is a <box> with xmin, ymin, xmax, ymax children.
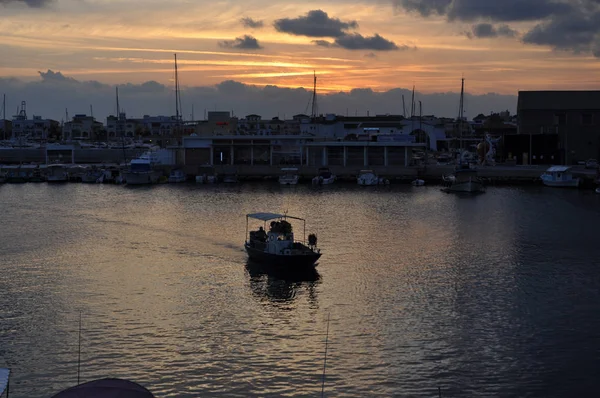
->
<box><xmin>81</xmin><ymin>166</ymin><xmax>104</xmax><ymax>183</ymax></box>
<box><xmin>312</xmin><ymin>167</ymin><xmax>336</xmax><ymax>185</ymax></box>
<box><xmin>411</xmin><ymin>179</ymin><xmax>425</xmax><ymax>186</ymax></box>
<box><xmin>4</xmin><ymin>165</ymin><xmax>29</xmax><ymax>183</ymax></box>
<box><xmin>223</xmin><ymin>174</ymin><xmax>238</xmax><ymax>183</ymax></box>
<box><xmin>357</xmin><ymin>169</ymin><xmax>389</xmax><ymax>186</ymax></box>
<box><xmin>122</xmin><ymin>152</ymin><xmax>162</xmax><ymax>185</ymax></box>
<box><xmin>0</xmin><ymin>368</ymin><xmax>9</xmax><ymax>397</ymax></box>
<box><xmin>540</xmin><ymin>166</ymin><xmax>581</xmax><ymax>188</ymax></box>
<box><xmin>46</xmin><ymin>164</ymin><xmax>69</xmax><ymax>182</ymax></box>
<box><xmin>279</xmin><ymin>167</ymin><xmax>299</xmax><ymax>185</ymax></box>
<box><xmin>29</xmin><ymin>165</ymin><xmax>46</xmax><ymax>182</ymax></box>
<box><xmin>442</xmin><ymin>165</ymin><xmax>485</xmax><ymax>193</ymax></box>
<box><xmin>244</xmin><ymin>212</ymin><xmax>321</xmax><ymax>268</ymax></box>
<box><xmin>168</xmin><ymin>168</ymin><xmax>187</xmax><ymax>183</ymax></box>
<box><xmin>0</xmin><ymin>171</ymin><xmax>6</xmax><ymax>183</ymax></box>
<box><xmin>196</xmin><ymin>174</ymin><xmax>217</xmax><ymax>184</ymax></box>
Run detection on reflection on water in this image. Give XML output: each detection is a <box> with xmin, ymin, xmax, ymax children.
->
<box><xmin>1</xmin><ymin>183</ymin><xmax>600</xmax><ymax>397</ymax></box>
<box><xmin>245</xmin><ymin>260</ymin><xmax>320</xmax><ymax>305</ymax></box>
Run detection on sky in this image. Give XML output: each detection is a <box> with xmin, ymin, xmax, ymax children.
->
<box><xmin>1</xmin><ymin>0</ymin><xmax>600</xmax><ymax>121</ymax></box>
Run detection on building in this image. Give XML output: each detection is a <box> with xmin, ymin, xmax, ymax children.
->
<box><xmin>11</xmin><ymin>101</ymin><xmax>57</xmax><ymax>141</ymax></box>
<box><xmin>106</xmin><ymin>113</ymin><xmax>194</xmax><ymax>146</ymax></box>
<box><xmin>517</xmin><ymin>91</ymin><xmax>600</xmax><ymax>164</ymax></box>
<box><xmin>63</xmin><ymin>114</ymin><xmax>104</xmax><ymax>141</ymax></box>
<box><xmin>195</xmin><ymin>111</ymin><xmax>238</xmax><ymax>136</ymax></box>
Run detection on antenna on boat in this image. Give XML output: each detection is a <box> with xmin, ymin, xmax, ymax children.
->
<box><xmin>321</xmin><ymin>312</ymin><xmax>331</xmax><ymax>397</ymax></box>
<box><xmin>77</xmin><ymin>311</ymin><xmax>82</xmax><ymax>385</ymax></box>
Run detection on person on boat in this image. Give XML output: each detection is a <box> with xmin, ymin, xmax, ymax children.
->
<box><xmin>256</xmin><ymin>226</ymin><xmax>267</xmax><ymax>242</ymax></box>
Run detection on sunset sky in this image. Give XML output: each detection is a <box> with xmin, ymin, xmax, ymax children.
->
<box><xmin>1</xmin><ymin>0</ymin><xmax>600</xmax><ymax>119</ymax></box>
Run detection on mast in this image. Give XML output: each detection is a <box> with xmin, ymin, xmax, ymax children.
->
<box><xmin>410</xmin><ymin>85</ymin><xmax>415</xmax><ymax>118</ymax></box>
<box><xmin>174</xmin><ymin>53</ymin><xmax>182</xmax><ymax>140</ymax></box>
<box><xmin>402</xmin><ymin>95</ymin><xmax>406</xmax><ymax>118</ymax></box>
<box><xmin>459</xmin><ymin>77</ymin><xmax>465</xmax><ymax>152</ymax></box>
<box><xmin>311</xmin><ymin>71</ymin><xmax>318</xmax><ymax>118</ymax></box>
<box><xmin>1</xmin><ymin>94</ymin><xmax>4</xmax><ymax>140</ymax></box>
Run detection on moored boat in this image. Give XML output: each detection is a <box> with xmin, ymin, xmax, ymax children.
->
<box><xmin>279</xmin><ymin>167</ymin><xmax>299</xmax><ymax>185</ymax></box>
<box><xmin>81</xmin><ymin>166</ymin><xmax>104</xmax><ymax>183</ymax></box>
<box><xmin>46</xmin><ymin>164</ymin><xmax>69</xmax><ymax>182</ymax></box>
<box><xmin>122</xmin><ymin>152</ymin><xmax>162</xmax><ymax>185</ymax></box>
<box><xmin>244</xmin><ymin>212</ymin><xmax>321</xmax><ymax>268</ymax></box>
<box><xmin>442</xmin><ymin>165</ymin><xmax>485</xmax><ymax>193</ymax></box>
<box><xmin>540</xmin><ymin>166</ymin><xmax>581</xmax><ymax>188</ymax></box>
<box><xmin>312</xmin><ymin>167</ymin><xmax>336</xmax><ymax>185</ymax></box>
<box><xmin>168</xmin><ymin>168</ymin><xmax>187</xmax><ymax>183</ymax></box>
<box><xmin>357</xmin><ymin>169</ymin><xmax>388</xmax><ymax>186</ymax></box>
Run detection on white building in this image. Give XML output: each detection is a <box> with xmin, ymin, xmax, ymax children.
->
<box><xmin>106</xmin><ymin>113</ymin><xmax>188</xmax><ymax>139</ymax></box>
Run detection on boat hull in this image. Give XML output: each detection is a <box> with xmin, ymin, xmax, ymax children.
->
<box><xmin>123</xmin><ymin>171</ymin><xmax>161</xmax><ymax>185</ymax></box>
<box><xmin>245</xmin><ymin>244</ymin><xmax>321</xmax><ymax>268</ymax></box>
<box><xmin>541</xmin><ymin>178</ymin><xmax>580</xmax><ymax>188</ymax></box>
<box><xmin>444</xmin><ymin>180</ymin><xmax>485</xmax><ymax>193</ymax></box>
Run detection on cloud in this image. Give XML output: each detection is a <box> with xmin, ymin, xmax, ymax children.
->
<box><xmin>274</xmin><ymin>9</ymin><xmax>358</xmax><ymax>38</ymax></box>
<box><xmin>315</xmin><ymin>33</ymin><xmax>408</xmax><ymax>51</ymax></box>
<box><xmin>467</xmin><ymin>23</ymin><xmax>517</xmax><ymax>39</ymax></box>
<box><xmin>0</xmin><ymin>71</ymin><xmax>518</xmax><ymax>122</ymax></box>
<box><xmin>393</xmin><ymin>0</ymin><xmax>571</xmax><ymax>22</ymax></box>
<box><xmin>240</xmin><ymin>17</ymin><xmax>264</xmax><ymax>29</ymax></box>
<box><xmin>393</xmin><ymin>0</ymin><xmax>600</xmax><ymax>57</ymax></box>
<box><xmin>219</xmin><ymin>35</ymin><xmax>263</xmax><ymax>50</ymax></box>
<box><xmin>0</xmin><ymin>0</ymin><xmax>51</xmax><ymax>7</ymax></box>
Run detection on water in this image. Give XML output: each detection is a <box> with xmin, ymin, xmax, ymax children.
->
<box><xmin>1</xmin><ymin>183</ymin><xmax>600</xmax><ymax>397</ymax></box>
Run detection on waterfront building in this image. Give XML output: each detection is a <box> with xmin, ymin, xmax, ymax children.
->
<box><xmin>517</xmin><ymin>91</ymin><xmax>600</xmax><ymax>165</ymax></box>
<box><xmin>63</xmin><ymin>114</ymin><xmax>104</xmax><ymax>141</ymax></box>
<box><xmin>0</xmin><ymin>119</ymin><xmax>10</xmax><ymax>140</ymax></box>
<box><xmin>107</xmin><ymin>113</ymin><xmax>194</xmax><ymax>146</ymax></box>
<box><xmin>11</xmin><ymin>101</ymin><xmax>58</xmax><ymax>142</ymax></box>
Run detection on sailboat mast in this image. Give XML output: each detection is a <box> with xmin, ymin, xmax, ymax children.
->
<box><xmin>116</xmin><ymin>87</ymin><xmax>127</xmax><ymax>163</ymax></box>
<box><xmin>2</xmin><ymin>94</ymin><xmax>5</xmax><ymax>140</ymax></box>
<box><xmin>410</xmin><ymin>85</ymin><xmax>415</xmax><ymax>118</ymax></box>
<box><xmin>459</xmin><ymin>77</ymin><xmax>464</xmax><ymax>151</ymax></box>
<box><xmin>402</xmin><ymin>95</ymin><xmax>406</xmax><ymax>118</ymax></box>
<box><xmin>174</xmin><ymin>53</ymin><xmax>180</xmax><ymax>123</ymax></box>
<box><xmin>311</xmin><ymin>71</ymin><xmax>318</xmax><ymax>118</ymax></box>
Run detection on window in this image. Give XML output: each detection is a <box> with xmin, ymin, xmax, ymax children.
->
<box><xmin>555</xmin><ymin>113</ymin><xmax>567</xmax><ymax>126</ymax></box>
<box><xmin>582</xmin><ymin>113</ymin><xmax>593</xmax><ymax>125</ymax></box>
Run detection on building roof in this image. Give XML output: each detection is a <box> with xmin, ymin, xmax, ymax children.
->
<box><xmin>518</xmin><ymin>91</ymin><xmax>600</xmax><ymax>111</ymax></box>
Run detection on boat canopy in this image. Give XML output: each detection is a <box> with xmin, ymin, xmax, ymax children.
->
<box><xmin>247</xmin><ymin>212</ymin><xmax>304</xmax><ymax>221</ymax></box>
<box><xmin>546</xmin><ymin>166</ymin><xmax>572</xmax><ymax>173</ymax></box>
<box><xmin>0</xmin><ymin>368</ymin><xmax>10</xmax><ymax>396</ymax></box>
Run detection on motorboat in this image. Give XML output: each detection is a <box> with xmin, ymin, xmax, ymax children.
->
<box><xmin>0</xmin><ymin>171</ymin><xmax>6</xmax><ymax>183</ymax></box>
<box><xmin>245</xmin><ymin>212</ymin><xmax>321</xmax><ymax>268</ymax></box>
<box><xmin>357</xmin><ymin>169</ymin><xmax>389</xmax><ymax>186</ymax></box>
<box><xmin>279</xmin><ymin>167</ymin><xmax>299</xmax><ymax>185</ymax></box>
<box><xmin>312</xmin><ymin>167</ymin><xmax>336</xmax><ymax>185</ymax></box>
<box><xmin>4</xmin><ymin>165</ymin><xmax>29</xmax><ymax>183</ymax></box>
<box><xmin>122</xmin><ymin>152</ymin><xmax>162</xmax><ymax>185</ymax></box>
<box><xmin>442</xmin><ymin>165</ymin><xmax>485</xmax><ymax>193</ymax></box>
<box><xmin>46</xmin><ymin>164</ymin><xmax>69</xmax><ymax>182</ymax></box>
<box><xmin>540</xmin><ymin>166</ymin><xmax>581</xmax><ymax>188</ymax></box>
<box><xmin>168</xmin><ymin>169</ymin><xmax>187</xmax><ymax>183</ymax></box>
<box><xmin>81</xmin><ymin>166</ymin><xmax>104</xmax><ymax>183</ymax></box>
<box><xmin>0</xmin><ymin>368</ymin><xmax>10</xmax><ymax>397</ymax></box>
<box><xmin>411</xmin><ymin>179</ymin><xmax>425</xmax><ymax>186</ymax></box>
<box><xmin>29</xmin><ymin>165</ymin><xmax>46</xmax><ymax>182</ymax></box>
<box><xmin>196</xmin><ymin>174</ymin><xmax>217</xmax><ymax>184</ymax></box>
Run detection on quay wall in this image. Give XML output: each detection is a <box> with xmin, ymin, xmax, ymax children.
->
<box><xmin>0</xmin><ymin>148</ymin><xmax>145</xmax><ymax>164</ymax></box>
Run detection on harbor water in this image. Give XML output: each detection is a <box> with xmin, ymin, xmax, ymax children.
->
<box><xmin>1</xmin><ymin>183</ymin><xmax>600</xmax><ymax>397</ymax></box>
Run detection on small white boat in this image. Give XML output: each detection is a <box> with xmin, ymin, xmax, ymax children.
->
<box><xmin>357</xmin><ymin>170</ymin><xmax>388</xmax><ymax>186</ymax></box>
<box><xmin>168</xmin><ymin>169</ymin><xmax>187</xmax><ymax>183</ymax></box>
<box><xmin>312</xmin><ymin>167</ymin><xmax>336</xmax><ymax>185</ymax></box>
<box><xmin>122</xmin><ymin>152</ymin><xmax>162</xmax><ymax>185</ymax></box>
<box><xmin>595</xmin><ymin>187</ymin><xmax>600</xmax><ymax>194</ymax></box>
<box><xmin>540</xmin><ymin>166</ymin><xmax>580</xmax><ymax>188</ymax></box>
<box><xmin>411</xmin><ymin>179</ymin><xmax>425</xmax><ymax>186</ymax></box>
<box><xmin>46</xmin><ymin>164</ymin><xmax>69</xmax><ymax>182</ymax></box>
<box><xmin>442</xmin><ymin>166</ymin><xmax>485</xmax><ymax>193</ymax></box>
<box><xmin>279</xmin><ymin>167</ymin><xmax>299</xmax><ymax>185</ymax></box>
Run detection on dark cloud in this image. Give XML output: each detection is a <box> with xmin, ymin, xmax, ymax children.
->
<box><xmin>467</xmin><ymin>23</ymin><xmax>517</xmax><ymax>39</ymax></box>
<box><xmin>315</xmin><ymin>33</ymin><xmax>408</xmax><ymax>51</ymax></box>
<box><xmin>241</xmin><ymin>17</ymin><xmax>264</xmax><ymax>29</ymax></box>
<box><xmin>218</xmin><ymin>35</ymin><xmax>263</xmax><ymax>50</ymax></box>
<box><xmin>335</xmin><ymin>33</ymin><xmax>403</xmax><ymax>51</ymax></box>
<box><xmin>393</xmin><ymin>0</ymin><xmax>600</xmax><ymax>57</ymax></box>
<box><xmin>393</xmin><ymin>0</ymin><xmax>572</xmax><ymax>22</ymax></box>
<box><xmin>0</xmin><ymin>71</ymin><xmax>517</xmax><ymax>122</ymax></box>
<box><xmin>0</xmin><ymin>0</ymin><xmax>52</xmax><ymax>7</ymax></box>
<box><xmin>274</xmin><ymin>9</ymin><xmax>358</xmax><ymax>38</ymax></box>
